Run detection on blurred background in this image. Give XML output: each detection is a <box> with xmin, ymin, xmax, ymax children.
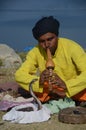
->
<box><xmin>0</xmin><ymin>0</ymin><xmax>86</xmax><ymax>52</ymax></box>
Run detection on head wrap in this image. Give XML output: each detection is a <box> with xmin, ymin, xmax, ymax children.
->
<box><xmin>32</xmin><ymin>16</ymin><xmax>60</xmax><ymax>40</ymax></box>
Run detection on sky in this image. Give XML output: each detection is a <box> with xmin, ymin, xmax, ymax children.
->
<box><xmin>0</xmin><ymin>0</ymin><xmax>86</xmax><ymax>51</ymax></box>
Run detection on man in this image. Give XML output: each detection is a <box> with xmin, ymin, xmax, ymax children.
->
<box><xmin>15</xmin><ymin>16</ymin><xmax>86</xmax><ymax>103</ymax></box>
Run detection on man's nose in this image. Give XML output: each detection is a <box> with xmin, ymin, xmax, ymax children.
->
<box><xmin>45</xmin><ymin>41</ymin><xmax>50</xmax><ymax>48</ymax></box>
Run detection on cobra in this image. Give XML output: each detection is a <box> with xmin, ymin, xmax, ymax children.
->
<box><xmin>29</xmin><ymin>79</ymin><xmax>42</xmax><ymax>110</ymax></box>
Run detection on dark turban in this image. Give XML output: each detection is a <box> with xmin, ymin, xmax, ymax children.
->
<box><xmin>32</xmin><ymin>16</ymin><xmax>60</xmax><ymax>40</ymax></box>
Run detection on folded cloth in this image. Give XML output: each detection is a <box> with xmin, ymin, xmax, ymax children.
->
<box><xmin>44</xmin><ymin>97</ymin><xmax>75</xmax><ymax>114</ymax></box>
<box><xmin>0</xmin><ymin>94</ymin><xmax>34</xmax><ymax>111</ymax></box>
<box><xmin>3</xmin><ymin>103</ymin><xmax>51</xmax><ymax>124</ymax></box>
<box><xmin>0</xmin><ymin>99</ymin><xmax>33</xmax><ymax>111</ymax></box>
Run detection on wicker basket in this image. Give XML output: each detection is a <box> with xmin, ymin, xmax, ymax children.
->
<box><xmin>58</xmin><ymin>107</ymin><xmax>86</xmax><ymax>124</ymax></box>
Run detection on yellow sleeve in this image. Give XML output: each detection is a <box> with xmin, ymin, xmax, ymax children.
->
<box><xmin>15</xmin><ymin>48</ymin><xmax>43</xmax><ymax>93</ymax></box>
<box><xmin>65</xmin><ymin>42</ymin><xmax>86</xmax><ymax>97</ymax></box>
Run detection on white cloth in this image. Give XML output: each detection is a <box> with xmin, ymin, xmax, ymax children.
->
<box><xmin>3</xmin><ymin>103</ymin><xmax>51</xmax><ymax>124</ymax></box>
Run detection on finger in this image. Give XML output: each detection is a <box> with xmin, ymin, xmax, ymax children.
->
<box><xmin>52</xmin><ymin>89</ymin><xmax>66</xmax><ymax>97</ymax></box>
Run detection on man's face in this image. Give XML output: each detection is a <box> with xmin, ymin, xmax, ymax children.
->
<box><xmin>38</xmin><ymin>32</ymin><xmax>58</xmax><ymax>55</ymax></box>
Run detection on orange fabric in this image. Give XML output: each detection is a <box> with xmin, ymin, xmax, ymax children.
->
<box><xmin>72</xmin><ymin>89</ymin><xmax>86</xmax><ymax>101</ymax></box>
<box><xmin>35</xmin><ymin>83</ymin><xmax>50</xmax><ymax>102</ymax></box>
<box><xmin>35</xmin><ymin>92</ymin><xmax>50</xmax><ymax>102</ymax></box>
<box><xmin>35</xmin><ymin>84</ymin><xmax>50</xmax><ymax>102</ymax></box>
<box><xmin>35</xmin><ymin>88</ymin><xmax>86</xmax><ymax>102</ymax></box>
<box><xmin>35</xmin><ymin>84</ymin><xmax>65</xmax><ymax>102</ymax></box>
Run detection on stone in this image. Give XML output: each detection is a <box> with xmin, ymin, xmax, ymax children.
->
<box><xmin>0</xmin><ymin>44</ymin><xmax>22</xmax><ymax>69</ymax></box>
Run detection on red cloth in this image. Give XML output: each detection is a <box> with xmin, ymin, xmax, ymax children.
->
<box><xmin>72</xmin><ymin>89</ymin><xmax>86</xmax><ymax>101</ymax></box>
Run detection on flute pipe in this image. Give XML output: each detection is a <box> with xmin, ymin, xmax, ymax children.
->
<box><xmin>45</xmin><ymin>48</ymin><xmax>55</xmax><ymax>90</ymax></box>
<box><xmin>46</xmin><ymin>48</ymin><xmax>55</xmax><ymax>69</ymax></box>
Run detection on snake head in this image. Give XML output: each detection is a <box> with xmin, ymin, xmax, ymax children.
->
<box><xmin>29</xmin><ymin>79</ymin><xmax>38</xmax><ymax>86</ymax></box>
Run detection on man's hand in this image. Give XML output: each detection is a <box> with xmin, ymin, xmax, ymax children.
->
<box><xmin>39</xmin><ymin>69</ymin><xmax>67</xmax><ymax>97</ymax></box>
<box><xmin>39</xmin><ymin>69</ymin><xmax>50</xmax><ymax>85</ymax></box>
<box><xmin>49</xmin><ymin>72</ymin><xmax>66</xmax><ymax>90</ymax></box>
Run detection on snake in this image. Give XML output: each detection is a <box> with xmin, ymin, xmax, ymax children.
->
<box><xmin>29</xmin><ymin>79</ymin><xmax>42</xmax><ymax>110</ymax></box>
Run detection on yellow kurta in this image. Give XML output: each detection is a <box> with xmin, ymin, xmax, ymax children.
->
<box><xmin>15</xmin><ymin>38</ymin><xmax>86</xmax><ymax>97</ymax></box>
